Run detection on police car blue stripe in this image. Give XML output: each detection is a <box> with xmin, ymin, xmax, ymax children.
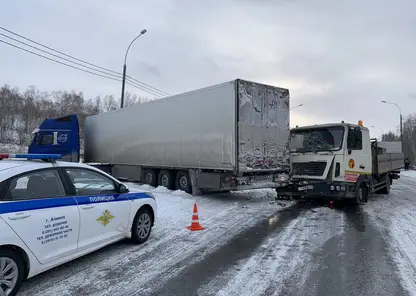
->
<box><xmin>0</xmin><ymin>192</ymin><xmax>152</xmax><ymax>215</ymax></box>
<box><xmin>0</xmin><ymin>197</ymin><xmax>77</xmax><ymax>214</ymax></box>
<box><xmin>128</xmin><ymin>192</ymin><xmax>153</xmax><ymax>200</ymax></box>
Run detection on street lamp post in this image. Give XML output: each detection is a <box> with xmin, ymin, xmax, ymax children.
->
<box><xmin>381</xmin><ymin>100</ymin><xmax>403</xmax><ymax>142</ymax></box>
<box><xmin>371</xmin><ymin>125</ymin><xmax>384</xmax><ymax>140</ymax></box>
<box><xmin>290</xmin><ymin>104</ymin><xmax>303</xmax><ymax>111</ymax></box>
<box><xmin>120</xmin><ymin>29</ymin><xmax>147</xmax><ymax>109</ymax></box>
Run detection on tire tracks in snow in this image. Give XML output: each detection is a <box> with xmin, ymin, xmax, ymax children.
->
<box><xmin>150</xmin><ymin>202</ymin><xmax>341</xmax><ymax>296</ymax></box>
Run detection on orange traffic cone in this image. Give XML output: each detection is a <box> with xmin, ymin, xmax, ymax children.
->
<box><xmin>187</xmin><ymin>203</ymin><xmax>205</xmax><ymax>231</ymax></box>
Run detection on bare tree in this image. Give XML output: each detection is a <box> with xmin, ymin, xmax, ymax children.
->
<box><xmin>0</xmin><ymin>84</ymin><xmax>150</xmax><ymax>152</ymax></box>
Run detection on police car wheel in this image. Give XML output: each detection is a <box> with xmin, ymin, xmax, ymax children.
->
<box><xmin>131</xmin><ymin>208</ymin><xmax>153</xmax><ymax>244</ymax></box>
<box><xmin>0</xmin><ymin>249</ymin><xmax>24</xmax><ymax>296</ymax></box>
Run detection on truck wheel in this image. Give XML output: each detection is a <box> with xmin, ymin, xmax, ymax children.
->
<box><xmin>158</xmin><ymin>170</ymin><xmax>174</xmax><ymax>190</ymax></box>
<box><xmin>354</xmin><ymin>184</ymin><xmax>368</xmax><ymax>205</ymax></box>
<box><xmin>175</xmin><ymin>171</ymin><xmax>192</xmax><ymax>194</ymax></box>
<box><xmin>143</xmin><ymin>169</ymin><xmax>158</xmax><ymax>187</ymax></box>
<box><xmin>131</xmin><ymin>207</ymin><xmax>153</xmax><ymax>244</ymax></box>
<box><xmin>0</xmin><ymin>248</ymin><xmax>25</xmax><ymax>296</ymax></box>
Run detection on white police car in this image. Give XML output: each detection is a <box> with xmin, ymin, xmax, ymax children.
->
<box><xmin>0</xmin><ymin>153</ymin><xmax>157</xmax><ymax>296</ymax></box>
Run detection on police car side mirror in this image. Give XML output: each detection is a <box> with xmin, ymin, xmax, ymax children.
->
<box><xmin>118</xmin><ymin>184</ymin><xmax>129</xmax><ymax>193</ymax></box>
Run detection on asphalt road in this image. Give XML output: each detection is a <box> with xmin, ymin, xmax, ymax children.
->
<box><xmin>151</xmin><ymin>179</ymin><xmax>415</xmax><ymax>296</ymax></box>
<box><xmin>19</xmin><ymin>176</ymin><xmax>416</xmax><ymax>296</ymax></box>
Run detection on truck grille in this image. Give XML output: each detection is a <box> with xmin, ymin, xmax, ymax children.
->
<box><xmin>292</xmin><ymin>162</ymin><xmax>326</xmax><ymax>176</ymax></box>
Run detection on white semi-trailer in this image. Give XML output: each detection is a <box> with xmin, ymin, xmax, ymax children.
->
<box><xmin>29</xmin><ymin>79</ymin><xmax>291</xmax><ymax>195</ymax></box>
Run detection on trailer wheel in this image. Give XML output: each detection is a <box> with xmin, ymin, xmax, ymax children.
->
<box><xmin>158</xmin><ymin>170</ymin><xmax>174</xmax><ymax>190</ymax></box>
<box><xmin>143</xmin><ymin>169</ymin><xmax>158</xmax><ymax>187</ymax></box>
<box><xmin>175</xmin><ymin>171</ymin><xmax>192</xmax><ymax>194</ymax></box>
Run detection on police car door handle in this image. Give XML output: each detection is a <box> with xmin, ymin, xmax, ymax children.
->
<box><xmin>80</xmin><ymin>205</ymin><xmax>95</xmax><ymax>209</ymax></box>
<box><xmin>8</xmin><ymin>214</ymin><xmax>31</xmax><ymax>220</ymax></box>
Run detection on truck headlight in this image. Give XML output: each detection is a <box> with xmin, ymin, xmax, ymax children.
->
<box><xmin>277</xmin><ymin>174</ymin><xmax>290</xmax><ymax>182</ymax></box>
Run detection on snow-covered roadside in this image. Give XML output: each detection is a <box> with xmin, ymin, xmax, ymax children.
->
<box><xmin>401</xmin><ymin>170</ymin><xmax>416</xmax><ymax>178</ymax></box>
<box><xmin>19</xmin><ymin>185</ymin><xmax>293</xmax><ymax>296</ymax></box>
<box><xmin>365</xmin><ymin>177</ymin><xmax>416</xmax><ymax>296</ymax></box>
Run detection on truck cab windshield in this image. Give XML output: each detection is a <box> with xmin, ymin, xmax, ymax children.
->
<box><xmin>290</xmin><ymin>126</ymin><xmax>345</xmax><ymax>153</ymax></box>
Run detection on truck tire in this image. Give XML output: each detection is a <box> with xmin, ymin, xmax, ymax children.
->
<box><xmin>158</xmin><ymin>170</ymin><xmax>174</xmax><ymax>190</ymax></box>
<box><xmin>354</xmin><ymin>183</ymin><xmax>368</xmax><ymax>205</ymax></box>
<box><xmin>143</xmin><ymin>169</ymin><xmax>158</xmax><ymax>187</ymax></box>
<box><xmin>175</xmin><ymin>171</ymin><xmax>192</xmax><ymax>194</ymax></box>
<box><xmin>0</xmin><ymin>248</ymin><xmax>25</xmax><ymax>296</ymax></box>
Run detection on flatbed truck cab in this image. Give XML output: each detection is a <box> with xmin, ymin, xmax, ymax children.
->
<box><xmin>28</xmin><ymin>114</ymin><xmax>80</xmax><ymax>163</ymax></box>
<box><xmin>277</xmin><ymin>121</ymin><xmax>404</xmax><ymax>204</ymax></box>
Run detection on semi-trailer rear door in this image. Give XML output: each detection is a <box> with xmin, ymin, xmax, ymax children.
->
<box><xmin>237</xmin><ymin>79</ymin><xmax>290</xmax><ymax>173</ymax></box>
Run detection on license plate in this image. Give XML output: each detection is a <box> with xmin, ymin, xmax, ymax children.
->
<box><xmin>298</xmin><ymin>185</ymin><xmax>313</xmax><ymax>191</ymax></box>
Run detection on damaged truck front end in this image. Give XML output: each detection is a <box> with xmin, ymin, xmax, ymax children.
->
<box><xmin>276</xmin><ymin>124</ymin><xmax>358</xmax><ymax>201</ymax></box>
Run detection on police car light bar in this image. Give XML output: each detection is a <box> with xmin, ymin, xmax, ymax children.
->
<box><xmin>0</xmin><ymin>153</ymin><xmax>62</xmax><ymax>160</ymax></box>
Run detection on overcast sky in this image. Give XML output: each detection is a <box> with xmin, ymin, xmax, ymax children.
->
<box><xmin>1</xmin><ymin>0</ymin><xmax>415</xmax><ymax>138</ymax></box>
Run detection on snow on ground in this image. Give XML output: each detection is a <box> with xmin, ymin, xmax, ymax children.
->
<box><xmin>401</xmin><ymin>170</ymin><xmax>416</xmax><ymax>178</ymax></box>
<box><xmin>365</xmin><ymin>176</ymin><xmax>416</xmax><ymax>296</ymax></box>
<box><xmin>19</xmin><ymin>184</ymin><xmax>293</xmax><ymax>296</ymax></box>
<box><xmin>197</xmin><ymin>205</ymin><xmax>345</xmax><ymax>296</ymax></box>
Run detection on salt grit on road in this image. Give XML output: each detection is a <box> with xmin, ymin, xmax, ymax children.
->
<box><xmin>365</xmin><ymin>170</ymin><xmax>416</xmax><ymax>296</ymax></box>
<box><xmin>18</xmin><ymin>185</ymin><xmax>292</xmax><ymax>296</ymax></box>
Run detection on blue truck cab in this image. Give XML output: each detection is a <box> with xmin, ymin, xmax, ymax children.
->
<box><xmin>28</xmin><ymin>114</ymin><xmax>80</xmax><ymax>162</ymax></box>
